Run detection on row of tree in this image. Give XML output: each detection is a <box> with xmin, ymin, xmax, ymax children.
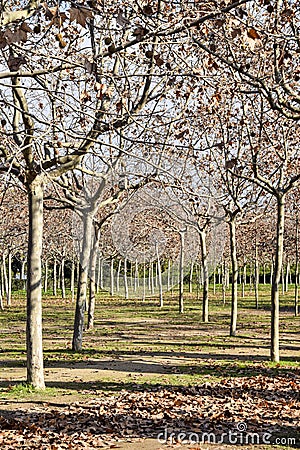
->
<box><xmin>0</xmin><ymin>0</ymin><xmax>299</xmax><ymax>388</ymax></box>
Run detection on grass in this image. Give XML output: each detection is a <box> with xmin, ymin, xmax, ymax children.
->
<box><xmin>0</xmin><ymin>282</ymin><xmax>299</xmax><ymax>390</ymax></box>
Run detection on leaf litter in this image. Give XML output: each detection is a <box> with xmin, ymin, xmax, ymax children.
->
<box><xmin>0</xmin><ymin>372</ymin><xmax>299</xmax><ymax>449</ymax></box>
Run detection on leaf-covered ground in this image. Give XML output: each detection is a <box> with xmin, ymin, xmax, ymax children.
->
<box><xmin>1</xmin><ymin>372</ymin><xmax>299</xmax><ymax>449</ymax></box>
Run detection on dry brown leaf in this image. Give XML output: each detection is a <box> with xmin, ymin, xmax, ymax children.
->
<box><xmin>20</xmin><ymin>22</ymin><xmax>33</xmax><ymax>33</ymax></box>
<box><xmin>4</xmin><ymin>28</ymin><xmax>27</xmax><ymax>44</ymax></box>
<box><xmin>247</xmin><ymin>28</ymin><xmax>261</xmax><ymax>40</ymax></box>
<box><xmin>69</xmin><ymin>7</ymin><xmax>93</xmax><ymax>28</ymax></box>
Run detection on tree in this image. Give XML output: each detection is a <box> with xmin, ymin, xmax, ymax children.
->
<box><xmin>214</xmin><ymin>96</ymin><xmax>300</xmax><ymax>361</ymax></box>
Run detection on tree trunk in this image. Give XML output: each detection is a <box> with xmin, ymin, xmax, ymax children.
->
<box><xmin>249</xmin><ymin>261</ymin><xmax>253</xmax><ymax>293</ymax></box>
<box><xmin>2</xmin><ymin>254</ymin><xmax>9</xmax><ymax>306</ymax></box>
<box><xmin>167</xmin><ymin>259</ymin><xmax>171</xmax><ymax>291</ymax></box>
<box><xmin>124</xmin><ymin>257</ymin><xmax>129</xmax><ymax>300</ymax></box>
<box><xmin>270</xmin><ymin>258</ymin><xmax>274</xmax><ymax>288</ymax></box>
<box><xmin>200</xmin><ymin>230</ymin><xmax>209</xmax><ymax>322</ymax></box>
<box><xmin>96</xmin><ymin>256</ymin><xmax>100</xmax><ymax>294</ymax></box>
<box><xmin>0</xmin><ymin>281</ymin><xmax>3</xmax><ymax>311</ymax></box>
<box><xmin>271</xmin><ymin>195</ymin><xmax>285</xmax><ymax>363</ymax></box>
<box><xmin>61</xmin><ymin>256</ymin><xmax>66</xmax><ymax>299</ymax></box>
<box><xmin>7</xmin><ymin>252</ymin><xmax>12</xmax><ymax>306</ymax></box>
<box><xmin>53</xmin><ymin>257</ymin><xmax>57</xmax><ymax>296</ymax></box>
<box><xmin>254</xmin><ymin>240</ymin><xmax>259</xmax><ymax>309</ymax></box>
<box><xmin>285</xmin><ymin>259</ymin><xmax>290</xmax><ymax>292</ymax></box>
<box><xmin>229</xmin><ymin>216</ymin><xmax>238</xmax><ymax>337</ymax></box>
<box><xmin>44</xmin><ymin>258</ymin><xmax>48</xmax><ymax>293</ymax></box>
<box><xmin>134</xmin><ymin>260</ymin><xmax>139</xmax><ymax>292</ymax></box>
<box><xmin>72</xmin><ymin>214</ymin><xmax>93</xmax><ymax>351</ymax></box>
<box><xmin>70</xmin><ymin>259</ymin><xmax>75</xmax><ymax>302</ymax></box>
<box><xmin>87</xmin><ymin>230</ymin><xmax>99</xmax><ymax>330</ymax></box>
<box><xmin>242</xmin><ymin>261</ymin><xmax>246</xmax><ymax>298</ymax></box>
<box><xmin>295</xmin><ymin>217</ymin><xmax>299</xmax><ymax>316</ymax></box>
<box><xmin>99</xmin><ymin>258</ymin><xmax>103</xmax><ymax>289</ymax></box>
<box><xmin>222</xmin><ymin>260</ymin><xmax>226</xmax><ymax>305</ymax></box>
<box><xmin>26</xmin><ymin>177</ymin><xmax>45</xmax><ymax>389</ymax></box>
<box><xmin>0</xmin><ymin>266</ymin><xmax>3</xmax><ymax>310</ymax></box>
<box><xmin>156</xmin><ymin>245</ymin><xmax>163</xmax><ymax>307</ymax></box>
<box><xmin>189</xmin><ymin>262</ymin><xmax>194</xmax><ymax>294</ymax></box>
<box><xmin>281</xmin><ymin>263</ymin><xmax>285</xmax><ymax>295</ymax></box>
<box><xmin>179</xmin><ymin>230</ymin><xmax>185</xmax><ymax>314</ymax></box>
<box><xmin>57</xmin><ymin>260</ymin><xmax>61</xmax><ymax>295</ymax></box>
<box><xmin>116</xmin><ymin>259</ymin><xmax>121</xmax><ymax>292</ymax></box>
<box><xmin>150</xmin><ymin>261</ymin><xmax>154</xmax><ymax>295</ymax></box>
<box><xmin>1</xmin><ymin>261</ymin><xmax>4</xmax><ymax>300</ymax></box>
<box><xmin>143</xmin><ymin>260</ymin><xmax>146</xmax><ymax>301</ymax></box>
<box><xmin>110</xmin><ymin>257</ymin><xmax>114</xmax><ymax>296</ymax></box>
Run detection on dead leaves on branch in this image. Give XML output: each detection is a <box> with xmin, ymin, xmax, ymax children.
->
<box><xmin>0</xmin><ymin>4</ymin><xmax>93</xmax><ymax>51</ymax></box>
<box><xmin>69</xmin><ymin>7</ymin><xmax>93</xmax><ymax>28</ymax></box>
<box><xmin>0</xmin><ymin>27</ymin><xmax>30</xmax><ymax>48</ymax></box>
<box><xmin>0</xmin><ymin>373</ymin><xmax>299</xmax><ymax>448</ymax></box>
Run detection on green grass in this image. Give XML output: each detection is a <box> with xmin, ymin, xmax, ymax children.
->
<box><xmin>0</xmin><ymin>282</ymin><xmax>299</xmax><ymax>394</ymax></box>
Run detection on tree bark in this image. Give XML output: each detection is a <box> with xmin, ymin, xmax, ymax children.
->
<box><xmin>167</xmin><ymin>259</ymin><xmax>171</xmax><ymax>291</ymax></box>
<box><xmin>199</xmin><ymin>230</ymin><xmax>209</xmax><ymax>322</ymax></box>
<box><xmin>116</xmin><ymin>259</ymin><xmax>121</xmax><ymax>292</ymax></box>
<box><xmin>222</xmin><ymin>260</ymin><xmax>226</xmax><ymax>305</ymax></box>
<box><xmin>61</xmin><ymin>255</ymin><xmax>66</xmax><ymax>299</ymax></box>
<box><xmin>87</xmin><ymin>230</ymin><xmax>98</xmax><ymax>330</ymax></box>
<box><xmin>179</xmin><ymin>230</ymin><xmax>185</xmax><ymax>314</ymax></box>
<box><xmin>295</xmin><ymin>217</ymin><xmax>299</xmax><ymax>316</ymax></box>
<box><xmin>70</xmin><ymin>259</ymin><xmax>75</xmax><ymax>302</ymax></box>
<box><xmin>242</xmin><ymin>261</ymin><xmax>246</xmax><ymax>298</ymax></box>
<box><xmin>0</xmin><ymin>282</ymin><xmax>3</xmax><ymax>311</ymax></box>
<box><xmin>254</xmin><ymin>239</ymin><xmax>259</xmax><ymax>309</ymax></box>
<box><xmin>7</xmin><ymin>252</ymin><xmax>12</xmax><ymax>307</ymax></box>
<box><xmin>26</xmin><ymin>177</ymin><xmax>45</xmax><ymax>389</ymax></box>
<box><xmin>285</xmin><ymin>259</ymin><xmax>290</xmax><ymax>292</ymax></box>
<box><xmin>2</xmin><ymin>254</ymin><xmax>8</xmax><ymax>306</ymax></box>
<box><xmin>156</xmin><ymin>245</ymin><xmax>163</xmax><ymax>307</ymax></box>
<box><xmin>271</xmin><ymin>195</ymin><xmax>285</xmax><ymax>363</ymax></box>
<box><xmin>189</xmin><ymin>262</ymin><xmax>194</xmax><ymax>294</ymax></box>
<box><xmin>110</xmin><ymin>257</ymin><xmax>114</xmax><ymax>296</ymax></box>
<box><xmin>124</xmin><ymin>257</ymin><xmax>129</xmax><ymax>300</ymax></box>
<box><xmin>53</xmin><ymin>257</ymin><xmax>57</xmax><ymax>296</ymax></box>
<box><xmin>44</xmin><ymin>258</ymin><xmax>48</xmax><ymax>293</ymax></box>
<box><xmin>229</xmin><ymin>216</ymin><xmax>238</xmax><ymax>337</ymax></box>
<box><xmin>72</xmin><ymin>213</ymin><xmax>93</xmax><ymax>351</ymax></box>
